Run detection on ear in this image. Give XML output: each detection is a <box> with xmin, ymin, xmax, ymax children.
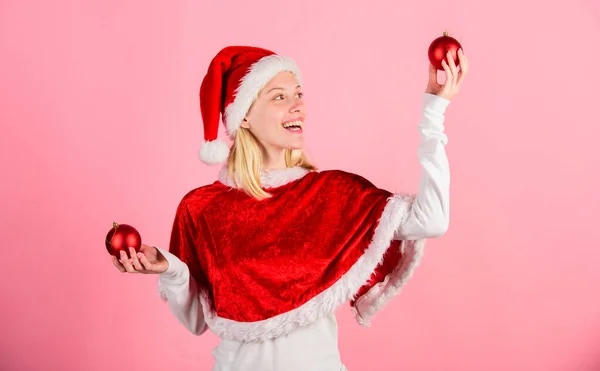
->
<box><xmin>240</xmin><ymin>117</ymin><xmax>250</xmax><ymax>129</ymax></box>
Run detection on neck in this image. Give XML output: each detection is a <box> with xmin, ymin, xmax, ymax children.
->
<box><xmin>261</xmin><ymin>146</ymin><xmax>287</xmax><ymax>170</ymax></box>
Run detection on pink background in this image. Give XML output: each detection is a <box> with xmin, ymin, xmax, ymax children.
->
<box><xmin>1</xmin><ymin>0</ymin><xmax>599</xmax><ymax>370</ymax></box>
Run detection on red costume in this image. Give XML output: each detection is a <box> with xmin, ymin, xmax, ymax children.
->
<box><xmin>168</xmin><ymin>166</ymin><xmax>424</xmax><ymax>342</ymax></box>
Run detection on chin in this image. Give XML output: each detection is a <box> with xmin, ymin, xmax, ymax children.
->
<box><xmin>286</xmin><ymin>141</ymin><xmax>305</xmax><ymax>151</ymax></box>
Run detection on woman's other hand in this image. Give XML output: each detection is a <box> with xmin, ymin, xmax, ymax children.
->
<box><xmin>111</xmin><ymin>244</ymin><xmax>168</xmax><ymax>274</ymax></box>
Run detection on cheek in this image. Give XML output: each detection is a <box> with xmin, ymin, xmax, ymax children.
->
<box><xmin>261</xmin><ymin>108</ymin><xmax>284</xmax><ymax>133</ymax></box>
<box><xmin>266</xmin><ymin>106</ymin><xmax>284</xmax><ymax>123</ymax></box>
<box><xmin>249</xmin><ymin>104</ymin><xmax>285</xmax><ymax>139</ymax></box>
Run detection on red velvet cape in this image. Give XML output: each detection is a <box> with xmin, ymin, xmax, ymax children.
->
<box><xmin>168</xmin><ymin>167</ymin><xmax>424</xmax><ymax>342</ymax></box>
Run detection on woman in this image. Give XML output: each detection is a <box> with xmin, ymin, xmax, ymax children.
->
<box><xmin>111</xmin><ymin>45</ymin><xmax>469</xmax><ymax>371</ymax></box>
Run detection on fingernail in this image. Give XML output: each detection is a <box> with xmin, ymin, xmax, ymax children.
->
<box><xmin>137</xmin><ymin>253</ymin><xmax>143</xmax><ymax>258</ymax></box>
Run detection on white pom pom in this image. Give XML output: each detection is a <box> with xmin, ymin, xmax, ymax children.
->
<box><xmin>199</xmin><ymin>139</ymin><xmax>230</xmax><ymax>165</ymax></box>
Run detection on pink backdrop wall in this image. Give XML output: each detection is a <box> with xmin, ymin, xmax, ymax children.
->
<box><xmin>1</xmin><ymin>0</ymin><xmax>599</xmax><ymax>370</ymax></box>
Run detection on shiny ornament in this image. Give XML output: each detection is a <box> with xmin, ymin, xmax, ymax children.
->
<box><xmin>428</xmin><ymin>30</ymin><xmax>463</xmax><ymax>71</ymax></box>
<box><xmin>105</xmin><ymin>221</ymin><xmax>142</xmax><ymax>259</ymax></box>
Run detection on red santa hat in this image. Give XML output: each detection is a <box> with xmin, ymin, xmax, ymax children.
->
<box><xmin>198</xmin><ymin>46</ymin><xmax>303</xmax><ymax>165</ymax></box>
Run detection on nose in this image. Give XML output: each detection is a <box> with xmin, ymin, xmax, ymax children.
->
<box><xmin>290</xmin><ymin>96</ymin><xmax>305</xmax><ymax>113</ymax></box>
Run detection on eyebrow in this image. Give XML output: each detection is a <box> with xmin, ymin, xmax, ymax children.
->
<box><xmin>265</xmin><ymin>85</ymin><xmax>302</xmax><ymax>94</ymax></box>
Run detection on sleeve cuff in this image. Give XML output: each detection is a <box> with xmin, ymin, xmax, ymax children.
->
<box><xmin>156</xmin><ymin>246</ymin><xmax>187</xmax><ymax>284</ymax></box>
<box><xmin>423</xmin><ymin>92</ymin><xmax>451</xmax><ymax>114</ymax></box>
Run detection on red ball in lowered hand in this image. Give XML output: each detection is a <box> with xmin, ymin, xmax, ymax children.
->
<box><xmin>428</xmin><ymin>30</ymin><xmax>463</xmax><ymax>71</ymax></box>
<box><xmin>105</xmin><ymin>221</ymin><xmax>142</xmax><ymax>260</ymax></box>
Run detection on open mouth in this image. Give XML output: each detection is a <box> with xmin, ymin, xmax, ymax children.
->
<box><xmin>282</xmin><ymin>120</ymin><xmax>303</xmax><ymax>133</ymax></box>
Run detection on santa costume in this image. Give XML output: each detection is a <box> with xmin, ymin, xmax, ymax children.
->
<box><xmin>155</xmin><ymin>46</ymin><xmax>452</xmax><ymax>371</ymax></box>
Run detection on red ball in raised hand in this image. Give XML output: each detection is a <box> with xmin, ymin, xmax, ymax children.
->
<box><xmin>428</xmin><ymin>30</ymin><xmax>463</xmax><ymax>71</ymax></box>
<box><xmin>105</xmin><ymin>221</ymin><xmax>142</xmax><ymax>259</ymax></box>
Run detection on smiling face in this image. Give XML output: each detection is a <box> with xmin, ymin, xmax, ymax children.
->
<box><xmin>241</xmin><ymin>71</ymin><xmax>306</xmax><ymax>155</ymax></box>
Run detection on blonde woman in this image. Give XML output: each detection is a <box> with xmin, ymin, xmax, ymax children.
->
<box><xmin>111</xmin><ymin>45</ymin><xmax>469</xmax><ymax>371</ymax></box>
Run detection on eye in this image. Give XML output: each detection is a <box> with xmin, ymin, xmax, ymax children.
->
<box><xmin>296</xmin><ymin>92</ymin><xmax>304</xmax><ymax>98</ymax></box>
<box><xmin>274</xmin><ymin>94</ymin><xmax>284</xmax><ymax>100</ymax></box>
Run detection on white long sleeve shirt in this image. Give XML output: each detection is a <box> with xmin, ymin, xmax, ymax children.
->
<box><xmin>157</xmin><ymin>92</ymin><xmax>451</xmax><ymax>371</ymax></box>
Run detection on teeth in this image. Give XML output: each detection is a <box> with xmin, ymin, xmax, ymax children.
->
<box><xmin>283</xmin><ymin>120</ymin><xmax>303</xmax><ymax>128</ymax></box>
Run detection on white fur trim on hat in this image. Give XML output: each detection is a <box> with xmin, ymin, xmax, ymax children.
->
<box><xmin>224</xmin><ymin>55</ymin><xmax>302</xmax><ymax>137</ymax></box>
<box><xmin>199</xmin><ymin>139</ymin><xmax>230</xmax><ymax>165</ymax></box>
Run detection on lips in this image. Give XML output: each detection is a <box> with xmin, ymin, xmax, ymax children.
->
<box><xmin>282</xmin><ymin>120</ymin><xmax>303</xmax><ymax>129</ymax></box>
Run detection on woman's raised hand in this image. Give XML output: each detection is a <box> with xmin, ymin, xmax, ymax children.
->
<box><xmin>426</xmin><ymin>48</ymin><xmax>469</xmax><ymax>101</ymax></box>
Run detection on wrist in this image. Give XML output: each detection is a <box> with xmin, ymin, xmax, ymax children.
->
<box><xmin>156</xmin><ymin>247</ymin><xmax>183</xmax><ymax>279</ymax></box>
<box><xmin>423</xmin><ymin>92</ymin><xmax>451</xmax><ymax>113</ymax></box>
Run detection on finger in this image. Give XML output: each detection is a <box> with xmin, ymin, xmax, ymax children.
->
<box><xmin>112</xmin><ymin>255</ymin><xmax>126</xmax><ymax>273</ymax></box>
<box><xmin>456</xmin><ymin>49</ymin><xmax>468</xmax><ymax>87</ymax></box>
<box><xmin>457</xmin><ymin>48</ymin><xmax>467</xmax><ymax>65</ymax></box>
<box><xmin>429</xmin><ymin>63</ymin><xmax>442</xmax><ymax>88</ymax></box>
<box><xmin>456</xmin><ymin>68</ymin><xmax>464</xmax><ymax>88</ymax></box>
<box><xmin>129</xmin><ymin>247</ymin><xmax>143</xmax><ymax>270</ymax></box>
<box><xmin>137</xmin><ymin>252</ymin><xmax>153</xmax><ymax>272</ymax></box>
<box><xmin>441</xmin><ymin>60</ymin><xmax>452</xmax><ymax>91</ymax></box>
<box><xmin>428</xmin><ymin>62</ymin><xmax>437</xmax><ymax>81</ymax></box>
<box><xmin>120</xmin><ymin>250</ymin><xmax>136</xmax><ymax>273</ymax></box>
<box><xmin>446</xmin><ymin>51</ymin><xmax>458</xmax><ymax>84</ymax></box>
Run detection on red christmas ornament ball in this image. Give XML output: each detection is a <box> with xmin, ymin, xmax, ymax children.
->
<box><xmin>428</xmin><ymin>30</ymin><xmax>463</xmax><ymax>71</ymax></box>
<box><xmin>105</xmin><ymin>221</ymin><xmax>142</xmax><ymax>259</ymax></box>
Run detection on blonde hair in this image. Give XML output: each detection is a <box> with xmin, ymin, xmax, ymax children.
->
<box><xmin>227</xmin><ymin>127</ymin><xmax>317</xmax><ymax>200</ymax></box>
